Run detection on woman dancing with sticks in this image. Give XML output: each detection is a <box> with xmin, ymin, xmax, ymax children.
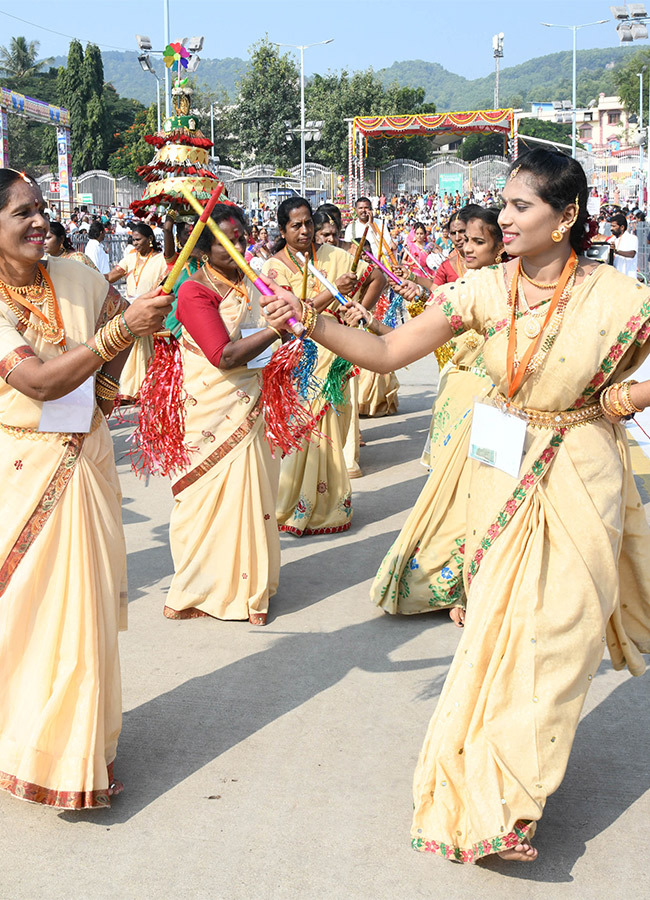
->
<box><xmin>261</xmin><ymin>149</ymin><xmax>650</xmax><ymax>862</ymax></box>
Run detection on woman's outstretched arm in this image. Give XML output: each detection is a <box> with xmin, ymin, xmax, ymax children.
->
<box><xmin>261</xmin><ymin>285</ymin><xmax>454</xmax><ymax>375</ymax></box>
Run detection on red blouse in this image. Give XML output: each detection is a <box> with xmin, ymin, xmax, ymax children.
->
<box><xmin>433</xmin><ymin>257</ymin><xmax>461</xmax><ymax>286</ymax></box>
<box><xmin>177</xmin><ymin>280</ymin><xmax>231</xmax><ymax>367</ymax></box>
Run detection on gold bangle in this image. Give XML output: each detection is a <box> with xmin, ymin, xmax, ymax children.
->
<box><xmin>93</xmin><ymin>328</ymin><xmax>115</xmax><ymax>362</ymax></box>
<box><xmin>267</xmin><ymin>325</ymin><xmax>282</xmax><ymax>339</ymax></box>
<box><xmin>609</xmin><ymin>384</ymin><xmax>628</xmax><ymax>418</ymax></box>
<box><xmin>621</xmin><ymin>380</ymin><xmax>642</xmax><ymax>414</ymax></box>
<box><xmin>97</xmin><ymin>371</ymin><xmax>120</xmax><ymax>389</ymax></box>
<box><xmin>95</xmin><ymin>382</ymin><xmax>119</xmax><ymax>402</ymax></box>
<box><xmin>107</xmin><ymin>316</ymin><xmax>132</xmax><ymax>352</ymax></box>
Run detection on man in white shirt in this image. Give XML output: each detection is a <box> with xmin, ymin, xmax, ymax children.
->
<box><xmin>343</xmin><ymin>197</ymin><xmax>395</xmax><ymax>257</ymax></box>
<box><xmin>84</xmin><ymin>221</ymin><xmax>111</xmax><ymax>275</ymax></box>
<box><xmin>610</xmin><ymin>213</ymin><xmax>638</xmax><ymax>279</ymax></box>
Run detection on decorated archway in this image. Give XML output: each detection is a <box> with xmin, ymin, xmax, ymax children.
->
<box><xmin>0</xmin><ymin>87</ymin><xmax>72</xmax><ymax>216</ymax></box>
<box><xmin>348</xmin><ymin>109</ymin><xmax>515</xmax><ymax>203</ymax></box>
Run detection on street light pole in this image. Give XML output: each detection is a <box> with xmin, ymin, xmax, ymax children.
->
<box><xmin>300</xmin><ymin>46</ymin><xmax>306</xmax><ymax>198</ymax></box>
<box><xmin>163</xmin><ymin>0</ymin><xmax>171</xmax><ymax>119</ymax></box>
<box><xmin>492</xmin><ymin>33</ymin><xmax>504</xmax><ymax>109</ymax></box>
<box><xmin>274</xmin><ymin>39</ymin><xmax>333</xmax><ymax>197</ymax></box>
<box><xmin>639</xmin><ymin>67</ymin><xmax>646</xmax><ymax>206</ymax></box>
<box><xmin>541</xmin><ymin>20</ymin><xmax>608</xmax><ymax>158</ymax></box>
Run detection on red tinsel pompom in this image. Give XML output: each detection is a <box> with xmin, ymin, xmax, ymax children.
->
<box><xmin>261</xmin><ymin>340</ymin><xmax>325</xmax><ymax>456</ymax></box>
<box><xmin>130</xmin><ymin>334</ymin><xmax>195</xmax><ymax>477</ymax></box>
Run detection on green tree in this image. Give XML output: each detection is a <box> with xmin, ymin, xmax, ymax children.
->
<box><xmin>103</xmin><ymin>85</ymin><xmax>145</xmax><ymax>159</ymax></box>
<box><xmin>306</xmin><ymin>70</ymin><xmax>436</xmax><ymax>172</ymax></box>
<box><xmin>0</xmin><ymin>36</ymin><xmax>53</xmax><ymax>78</ymax></box>
<box><xmin>614</xmin><ymin>48</ymin><xmax>650</xmax><ymax>116</ymax></box>
<box><xmin>517</xmin><ymin>117</ymin><xmax>573</xmax><ymax>142</ymax></box>
<box><xmin>80</xmin><ymin>43</ymin><xmax>107</xmax><ymax>169</ymax></box>
<box><xmin>108</xmin><ymin>103</ymin><xmax>157</xmax><ymax>179</ymax></box>
<box><xmin>458</xmin><ymin>132</ymin><xmax>506</xmax><ymax>161</ymax></box>
<box><xmin>227</xmin><ymin>38</ymin><xmax>300</xmax><ymax>167</ymax></box>
<box><xmin>187</xmin><ymin>80</ymin><xmax>237</xmax><ymax>166</ymax></box>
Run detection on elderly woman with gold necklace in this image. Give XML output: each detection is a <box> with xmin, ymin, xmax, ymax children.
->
<box><xmin>262</xmin><ymin>197</ymin><xmax>385</xmax><ymax>535</ymax></box>
<box><xmin>262</xmin><ymin>149</ymin><xmax>650</xmax><ymax>863</ymax></box>
<box><xmin>164</xmin><ymin>204</ymin><xmax>283</xmax><ymax>626</ymax></box>
<box><xmin>0</xmin><ymin>169</ymin><xmax>170</xmax><ymax>809</ymax></box>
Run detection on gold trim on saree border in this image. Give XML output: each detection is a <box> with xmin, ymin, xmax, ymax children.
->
<box><xmin>495</xmin><ymin>393</ymin><xmax>603</xmax><ymax>429</ymax></box>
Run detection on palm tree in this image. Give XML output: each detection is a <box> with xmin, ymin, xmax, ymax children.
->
<box><xmin>0</xmin><ymin>36</ymin><xmax>54</xmax><ymax>79</ymax></box>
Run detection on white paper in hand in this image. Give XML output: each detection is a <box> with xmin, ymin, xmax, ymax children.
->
<box><xmin>38</xmin><ymin>375</ymin><xmax>95</xmax><ymax>433</ymax></box>
<box><xmin>242</xmin><ymin>327</ymin><xmax>275</xmax><ymax>369</ymax></box>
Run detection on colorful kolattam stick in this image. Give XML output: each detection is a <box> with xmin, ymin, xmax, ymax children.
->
<box><xmin>350</xmin><ymin>225</ymin><xmax>369</xmax><ymax>273</ymax></box>
<box><xmin>363</xmin><ymin>249</ymin><xmax>402</xmax><ymax>285</ymax></box>
<box><xmin>180</xmin><ymin>186</ymin><xmax>305</xmax><ymax>336</ymax></box>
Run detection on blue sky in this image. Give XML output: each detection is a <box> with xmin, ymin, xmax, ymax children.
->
<box><xmin>0</xmin><ymin>0</ymin><xmax>643</xmax><ymax>79</ymax></box>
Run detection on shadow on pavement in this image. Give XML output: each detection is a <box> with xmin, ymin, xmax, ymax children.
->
<box><xmin>481</xmin><ymin>666</ymin><xmax>650</xmax><ymax>882</ymax></box>
<box><xmin>60</xmin><ymin>615</ymin><xmax>452</xmax><ymax>826</ymax></box>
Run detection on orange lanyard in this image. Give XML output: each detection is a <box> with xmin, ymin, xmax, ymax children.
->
<box><xmin>204</xmin><ymin>262</ymin><xmax>251</xmax><ymax>309</ymax></box>
<box><xmin>132</xmin><ymin>252</ymin><xmax>152</xmax><ymax>290</ymax></box>
<box><xmin>506</xmin><ymin>249</ymin><xmax>576</xmax><ymax>399</ymax></box>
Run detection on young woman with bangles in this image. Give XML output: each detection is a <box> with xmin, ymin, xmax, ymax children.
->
<box><xmin>163</xmin><ymin>204</ymin><xmax>283</xmax><ymax>626</ymax></box>
<box><xmin>262</xmin><ymin>197</ymin><xmax>385</xmax><ymax>533</ymax></box>
<box><xmin>260</xmin><ymin>149</ymin><xmax>650</xmax><ymax>863</ymax></box>
<box><xmin>0</xmin><ymin>168</ymin><xmax>171</xmax><ymax>809</ymax></box>
<box><xmin>107</xmin><ymin>223</ymin><xmax>168</xmax><ymax>401</ymax></box>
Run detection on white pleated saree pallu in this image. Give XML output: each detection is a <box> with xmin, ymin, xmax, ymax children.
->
<box><xmin>411</xmin><ymin>264</ymin><xmax>650</xmax><ymax>862</ymax></box>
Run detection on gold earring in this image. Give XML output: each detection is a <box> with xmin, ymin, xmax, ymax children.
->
<box><xmin>551</xmin><ymin>229</ymin><xmax>564</xmax><ymax>242</ymax></box>
<box><xmin>201</xmin><ymin>253</ymin><xmax>209</xmax><ymax>263</ymax></box>
<box><xmin>495</xmin><ymin>250</ymin><xmax>504</xmax><ymax>263</ymax></box>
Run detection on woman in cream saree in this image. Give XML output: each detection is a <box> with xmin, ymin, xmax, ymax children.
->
<box><xmin>262</xmin><ymin>198</ymin><xmax>383</xmax><ymax>535</ymax></box>
<box><xmin>164</xmin><ymin>205</ymin><xmax>281</xmax><ymax>625</ymax></box>
<box><xmin>261</xmin><ymin>150</ymin><xmax>650</xmax><ymax>862</ymax></box>
<box><xmin>0</xmin><ymin>169</ymin><xmax>170</xmax><ymax>809</ymax></box>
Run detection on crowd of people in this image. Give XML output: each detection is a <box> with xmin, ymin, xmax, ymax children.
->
<box><xmin>1</xmin><ymin>148</ymin><xmax>649</xmax><ymax>871</ymax></box>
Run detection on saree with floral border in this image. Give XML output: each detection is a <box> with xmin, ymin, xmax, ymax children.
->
<box><xmin>411</xmin><ymin>263</ymin><xmax>650</xmax><ymax>861</ymax></box>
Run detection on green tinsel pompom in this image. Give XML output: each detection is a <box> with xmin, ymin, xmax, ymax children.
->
<box><xmin>321</xmin><ymin>356</ymin><xmax>353</xmax><ymax>406</ymax></box>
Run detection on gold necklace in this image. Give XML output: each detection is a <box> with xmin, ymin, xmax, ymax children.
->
<box><xmin>512</xmin><ymin>266</ymin><xmax>576</xmax><ymax>375</ymax></box>
<box><xmin>518</xmin><ymin>282</ymin><xmax>551</xmax><ymax>339</ymax></box>
<box><xmin>0</xmin><ymin>265</ymin><xmax>65</xmax><ymax>344</ymax></box>
<box><xmin>520</xmin><ymin>264</ymin><xmax>559</xmax><ymax>291</ymax></box>
<box><xmin>0</xmin><ymin>266</ymin><xmax>47</xmax><ymax>305</ymax></box>
<box><xmin>203</xmin><ymin>262</ymin><xmax>252</xmax><ymax>313</ymax></box>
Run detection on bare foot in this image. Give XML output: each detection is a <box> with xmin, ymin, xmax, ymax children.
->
<box><xmin>449</xmin><ymin>606</ymin><xmax>465</xmax><ymax>627</ymax></box>
<box><xmin>249</xmin><ymin>612</ymin><xmax>267</xmax><ymax>626</ymax></box>
<box><xmin>497</xmin><ymin>842</ymin><xmax>538</xmax><ymax>862</ymax></box>
<box><xmin>107</xmin><ymin>762</ymin><xmax>124</xmax><ymax>797</ymax></box>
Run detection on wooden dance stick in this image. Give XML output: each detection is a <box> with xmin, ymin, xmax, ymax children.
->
<box><xmin>180</xmin><ymin>187</ymin><xmax>305</xmax><ymax>336</ymax></box>
<box><xmin>402</xmin><ymin>243</ymin><xmax>428</xmax><ymax>277</ymax></box>
<box><xmin>161</xmin><ymin>184</ymin><xmax>223</xmax><ymax>293</ymax></box>
<box><xmin>350</xmin><ymin>225</ymin><xmax>369</xmax><ymax>273</ymax></box>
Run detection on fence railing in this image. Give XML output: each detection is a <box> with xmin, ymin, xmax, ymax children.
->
<box><xmin>36</xmin><ymin>171</ymin><xmax>142</xmax><ymax>210</ymax></box>
<box><xmin>35</xmin><ymin>151</ymin><xmax>644</xmax><ymax>216</ymax></box>
<box><xmin>69</xmin><ymin>232</ymin><xmax>131</xmax><ymax>269</ymax></box>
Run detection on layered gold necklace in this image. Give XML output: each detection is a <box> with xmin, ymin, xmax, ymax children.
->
<box><xmin>0</xmin><ymin>263</ymin><xmax>65</xmax><ymax>345</ymax></box>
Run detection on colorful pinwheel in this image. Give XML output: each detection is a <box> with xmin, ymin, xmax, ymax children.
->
<box><xmin>163</xmin><ymin>42</ymin><xmax>191</xmax><ymax>86</ymax></box>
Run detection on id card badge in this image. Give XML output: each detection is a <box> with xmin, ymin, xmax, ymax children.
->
<box><xmin>38</xmin><ymin>376</ymin><xmax>95</xmax><ymax>433</ymax></box>
<box><xmin>241</xmin><ymin>327</ymin><xmax>275</xmax><ymax>369</ymax></box>
<box><xmin>468</xmin><ymin>399</ymin><xmax>527</xmax><ymax>479</ymax></box>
